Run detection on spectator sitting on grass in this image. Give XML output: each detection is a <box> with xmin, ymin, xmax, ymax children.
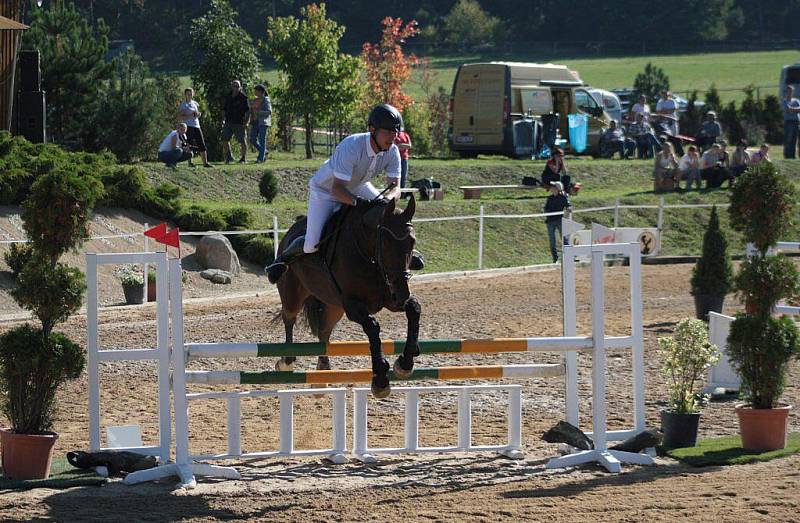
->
<box><xmin>730</xmin><ymin>139</ymin><xmax>750</xmax><ymax>177</ymax></box>
<box><xmin>678</xmin><ymin>144</ymin><xmax>702</xmax><ymax>191</ymax></box>
<box><xmin>750</xmin><ymin>143</ymin><xmax>771</xmax><ymax>164</ymax></box>
<box><xmin>695</xmin><ymin>111</ymin><xmax>722</xmax><ymax>150</ymax></box>
<box><xmin>701</xmin><ymin>142</ymin><xmax>730</xmax><ymax>188</ymax></box>
<box><xmin>654</xmin><ymin>141</ymin><xmax>679</xmax><ymax>189</ymax></box>
<box><xmin>600</xmin><ymin>120</ymin><xmax>635</xmax><ymax>159</ymax></box>
<box><xmin>544</xmin><ymin>181</ymin><xmax>572</xmax><ymax>263</ymax></box>
<box><xmin>158</xmin><ymin>123</ymin><xmax>192</xmax><ymax>170</ymax></box>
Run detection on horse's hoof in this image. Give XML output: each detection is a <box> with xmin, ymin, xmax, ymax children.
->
<box><xmin>393</xmin><ymin>357</ymin><xmax>414</xmax><ymax>379</ymax></box>
<box><xmin>275</xmin><ymin>360</ymin><xmax>294</xmax><ymax>372</ymax></box>
<box><xmin>371</xmin><ymin>382</ymin><xmax>391</xmax><ymax>399</ymax></box>
<box><xmin>316</xmin><ymin>360</ymin><xmax>331</xmax><ymax>371</ymax></box>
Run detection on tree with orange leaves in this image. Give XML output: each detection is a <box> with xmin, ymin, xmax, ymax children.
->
<box><xmin>362</xmin><ymin>17</ymin><xmax>419</xmax><ymax>113</ymax></box>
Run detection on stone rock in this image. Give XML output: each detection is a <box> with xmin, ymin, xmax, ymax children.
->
<box><xmin>200</xmin><ymin>269</ymin><xmax>233</xmax><ymax>284</ymax></box>
<box><xmin>195</xmin><ymin>234</ymin><xmax>241</xmax><ymax>275</ymax></box>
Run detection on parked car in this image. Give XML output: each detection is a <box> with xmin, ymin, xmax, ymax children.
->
<box><xmin>587</xmin><ymin>88</ymin><xmax>622</xmax><ymax>123</ymax></box>
<box><xmin>611</xmin><ymin>88</ymin><xmax>705</xmax><ymax>115</ymax></box>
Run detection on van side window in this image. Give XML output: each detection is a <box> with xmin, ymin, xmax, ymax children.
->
<box><xmin>575</xmin><ymin>90</ymin><xmax>598</xmax><ymax>113</ymax></box>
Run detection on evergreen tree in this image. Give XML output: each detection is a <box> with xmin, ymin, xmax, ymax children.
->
<box><xmin>23</xmin><ymin>2</ymin><xmax>114</xmax><ymax>148</ymax></box>
<box><xmin>704</xmin><ymin>84</ymin><xmax>722</xmax><ymax>112</ymax></box>
<box><xmin>633</xmin><ymin>63</ymin><xmax>670</xmax><ymax>104</ymax></box>
<box><xmin>691</xmin><ymin>206</ymin><xmax>733</xmax><ymax>297</ymax></box>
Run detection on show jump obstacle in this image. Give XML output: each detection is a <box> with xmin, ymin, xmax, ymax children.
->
<box><xmin>86</xmin><ymin>242</ymin><xmax>652</xmax><ymax>488</ymax></box>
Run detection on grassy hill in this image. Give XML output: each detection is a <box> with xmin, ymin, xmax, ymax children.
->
<box><xmin>140</xmin><ymin>154</ymin><xmax>800</xmax><ymax>271</ymax></box>
<box><xmin>211</xmin><ymin>49</ymin><xmax>800</xmax><ymax>106</ymax></box>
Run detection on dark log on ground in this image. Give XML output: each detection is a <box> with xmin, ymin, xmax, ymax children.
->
<box><xmin>609</xmin><ymin>429</ymin><xmax>663</xmax><ymax>453</ymax></box>
<box><xmin>67</xmin><ymin>450</ymin><xmax>157</xmax><ymax>476</ymax></box>
<box><xmin>541</xmin><ymin>421</ymin><xmax>593</xmax><ymax>450</ymax></box>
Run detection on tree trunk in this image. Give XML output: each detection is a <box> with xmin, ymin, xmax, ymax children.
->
<box><xmin>304</xmin><ymin>114</ymin><xmax>313</xmax><ymax>159</ymax></box>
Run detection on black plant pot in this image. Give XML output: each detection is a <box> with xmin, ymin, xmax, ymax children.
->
<box><xmin>693</xmin><ymin>294</ymin><xmax>725</xmax><ymax>321</ymax></box>
<box><xmin>660</xmin><ymin>410</ymin><xmax>701</xmax><ymax>448</ymax></box>
<box><xmin>122</xmin><ymin>284</ymin><xmax>144</xmax><ymax>305</ymax></box>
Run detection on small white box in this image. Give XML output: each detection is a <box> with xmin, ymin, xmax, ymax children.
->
<box><xmin>106</xmin><ymin>425</ymin><xmax>142</xmax><ymax>448</ymax></box>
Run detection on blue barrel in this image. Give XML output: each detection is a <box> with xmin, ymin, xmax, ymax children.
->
<box><xmin>568</xmin><ymin>114</ymin><xmax>589</xmax><ymax>153</ymax></box>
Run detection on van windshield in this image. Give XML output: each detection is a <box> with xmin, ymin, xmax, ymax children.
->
<box><xmin>786</xmin><ymin>68</ymin><xmax>800</xmax><ymax>84</ymax></box>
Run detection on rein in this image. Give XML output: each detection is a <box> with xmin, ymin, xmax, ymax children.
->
<box><xmin>349</xmin><ymin>212</ymin><xmax>413</xmax><ymax>289</ymax></box>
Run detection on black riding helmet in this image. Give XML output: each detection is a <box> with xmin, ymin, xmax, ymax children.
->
<box><xmin>368</xmin><ymin>104</ymin><xmax>404</xmax><ymax>132</ymax></box>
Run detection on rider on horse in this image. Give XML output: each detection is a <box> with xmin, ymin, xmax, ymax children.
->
<box><xmin>266</xmin><ymin>104</ymin><xmax>422</xmax><ymax>283</ymax></box>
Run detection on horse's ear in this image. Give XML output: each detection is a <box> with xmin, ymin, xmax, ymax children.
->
<box><xmin>383</xmin><ymin>197</ymin><xmax>397</xmax><ymax>219</ymax></box>
<box><xmin>400</xmin><ymin>194</ymin><xmax>416</xmax><ymax>222</ymax></box>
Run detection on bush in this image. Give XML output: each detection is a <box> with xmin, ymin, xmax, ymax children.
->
<box><xmin>259</xmin><ymin>170</ymin><xmax>279</xmax><ymax>203</ymax></box>
<box><xmin>226</xmin><ymin>227</ymin><xmax>255</xmax><ymax>257</ymax></box>
<box><xmin>690</xmin><ymin>206</ymin><xmax>733</xmax><ymax>297</ymax></box>
<box><xmin>633</xmin><ymin>63</ymin><xmax>669</xmax><ymax>103</ymax></box>
<box><xmin>0</xmin><ymin>325</ymin><xmax>85</xmax><ymax>434</ymax></box>
<box><xmin>175</xmin><ymin>205</ymin><xmax>226</xmax><ymax>231</ymax></box>
<box><xmin>99</xmin><ymin>166</ymin><xmax>147</xmax><ymax>206</ymax></box>
<box><xmin>222</xmin><ymin>207</ymin><xmax>254</xmax><ymax>228</ymax></box>
<box><xmin>727</xmin><ymin>314</ymin><xmax>800</xmax><ymax>409</ymax></box>
<box><xmin>402</xmin><ymin>103</ymin><xmax>432</xmax><ymax>157</ymax></box>
<box><xmin>10</xmin><ymin>258</ymin><xmax>87</xmax><ymax>332</ymax></box>
<box><xmin>3</xmin><ymin>243</ymin><xmax>33</xmax><ymax>276</ymax></box>
<box><xmin>734</xmin><ymin>254</ymin><xmax>799</xmax><ymax>315</ymax></box>
<box><xmin>243</xmin><ymin>235</ymin><xmax>275</xmax><ymax>266</ymax></box>
<box><xmin>138</xmin><ymin>183</ymin><xmax>182</xmax><ymax>220</ymax></box>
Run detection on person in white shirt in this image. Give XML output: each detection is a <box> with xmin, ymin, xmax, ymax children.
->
<box><xmin>678</xmin><ymin>145</ymin><xmax>701</xmax><ymax>190</ymax></box>
<box><xmin>655</xmin><ymin>90</ymin><xmax>679</xmax><ymax>135</ymax></box>
<box><xmin>630</xmin><ymin>94</ymin><xmax>651</xmax><ymax>123</ymax></box>
<box><xmin>157</xmin><ymin>123</ymin><xmax>192</xmax><ymax>169</ymax></box>
<box><xmin>266</xmin><ymin>104</ymin><xmax>405</xmax><ymax>284</ymax></box>
<box><xmin>178</xmin><ymin>88</ymin><xmax>211</xmax><ymax>167</ymax></box>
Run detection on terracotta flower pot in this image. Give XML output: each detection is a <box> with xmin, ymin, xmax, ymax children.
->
<box><xmin>735</xmin><ymin>404</ymin><xmax>791</xmax><ymax>452</ymax></box>
<box><xmin>147</xmin><ymin>281</ymin><xmax>157</xmax><ymax>302</ymax></box>
<box><xmin>1</xmin><ymin>429</ymin><xmax>58</xmax><ymax>480</ymax></box>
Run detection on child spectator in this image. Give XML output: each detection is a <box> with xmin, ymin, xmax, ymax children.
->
<box><xmin>679</xmin><ymin>145</ymin><xmax>702</xmax><ymax>190</ymax></box>
<box><xmin>654</xmin><ymin>142</ymin><xmax>678</xmax><ymax>192</ymax></box>
<box><xmin>750</xmin><ymin>143</ymin><xmax>771</xmax><ymax>164</ymax></box>
<box><xmin>730</xmin><ymin>139</ymin><xmax>750</xmax><ymax>178</ymax></box>
<box><xmin>544</xmin><ymin>181</ymin><xmax>572</xmax><ymax>263</ymax></box>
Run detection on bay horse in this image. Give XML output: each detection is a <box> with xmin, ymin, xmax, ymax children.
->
<box><xmin>273</xmin><ymin>196</ymin><xmax>421</xmax><ymax>398</ymax></box>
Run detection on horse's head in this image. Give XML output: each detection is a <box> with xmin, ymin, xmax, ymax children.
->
<box><xmin>363</xmin><ymin>196</ymin><xmax>417</xmax><ymax>307</ymax></box>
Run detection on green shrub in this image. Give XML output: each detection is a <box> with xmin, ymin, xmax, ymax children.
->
<box><xmin>223</xmin><ymin>207</ymin><xmax>254</xmax><ymax>228</ymax></box>
<box><xmin>10</xmin><ymin>257</ymin><xmax>86</xmax><ymax>332</ymax></box>
<box><xmin>690</xmin><ymin>206</ymin><xmax>733</xmax><ymax>297</ymax></box>
<box><xmin>727</xmin><ymin>314</ymin><xmax>800</xmax><ymax>409</ymax></box>
<box><xmin>99</xmin><ymin>166</ymin><xmax>147</xmax><ymax>206</ymax></box>
<box><xmin>3</xmin><ymin>243</ymin><xmax>34</xmax><ymax>276</ymax></box>
<box><xmin>138</xmin><ymin>183</ymin><xmax>182</xmax><ymax>220</ymax></box>
<box><xmin>175</xmin><ymin>205</ymin><xmax>226</xmax><ymax>231</ymax></box>
<box><xmin>402</xmin><ymin>103</ymin><xmax>432</xmax><ymax>156</ymax></box>
<box><xmin>259</xmin><ymin>170</ymin><xmax>279</xmax><ymax>203</ymax></box>
<box><xmin>734</xmin><ymin>254</ymin><xmax>799</xmax><ymax>315</ymax></box>
<box><xmin>244</xmin><ymin>235</ymin><xmax>275</xmax><ymax>266</ymax></box>
<box><xmin>0</xmin><ymin>325</ymin><xmax>85</xmax><ymax>434</ymax></box>
<box><xmin>226</xmin><ymin>227</ymin><xmax>255</xmax><ymax>257</ymax></box>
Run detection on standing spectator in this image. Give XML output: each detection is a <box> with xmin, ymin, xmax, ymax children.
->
<box><xmin>544</xmin><ymin>181</ymin><xmax>572</xmax><ymax>263</ymax></box>
<box><xmin>653</xmin><ymin>142</ymin><xmax>679</xmax><ymax>192</ymax></box>
<box><xmin>158</xmin><ymin>123</ymin><xmax>193</xmax><ymax>169</ymax></box>
<box><xmin>783</xmin><ymin>85</ymin><xmax>800</xmax><ymax>159</ymax></box>
<box><xmin>630</xmin><ymin>94</ymin><xmax>651</xmax><ymax>123</ymax></box>
<box><xmin>541</xmin><ymin>147</ymin><xmax>574</xmax><ymax>192</ymax></box>
<box><xmin>600</xmin><ymin>120</ymin><xmax>635</xmax><ymax>159</ymax></box>
<box><xmin>629</xmin><ymin>113</ymin><xmax>660</xmax><ymax>159</ymax></box>
<box><xmin>248</xmin><ymin>84</ymin><xmax>272</xmax><ymax>164</ymax></box>
<box><xmin>751</xmin><ymin>143</ymin><xmax>771</xmax><ymax>164</ymax></box>
<box><xmin>394</xmin><ymin>130</ymin><xmax>412</xmax><ymax>189</ymax></box>
<box><xmin>695</xmin><ymin>111</ymin><xmax>722</xmax><ymax>150</ymax></box>
<box><xmin>221</xmin><ymin>80</ymin><xmax>250</xmax><ymax>164</ymax></box>
<box><xmin>656</xmin><ymin>90</ymin><xmax>679</xmax><ymax>135</ymax></box>
<box><xmin>730</xmin><ymin>139</ymin><xmax>750</xmax><ymax>178</ymax></box>
<box><xmin>678</xmin><ymin>145</ymin><xmax>702</xmax><ymax>190</ymax></box>
<box><xmin>178</xmin><ymin>88</ymin><xmax>211</xmax><ymax>168</ymax></box>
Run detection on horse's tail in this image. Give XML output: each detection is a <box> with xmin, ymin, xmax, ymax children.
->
<box><xmin>302</xmin><ymin>296</ymin><xmax>326</xmax><ymax>339</ymax></box>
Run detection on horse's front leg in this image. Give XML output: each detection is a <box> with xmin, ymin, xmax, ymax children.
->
<box><xmin>344</xmin><ymin>299</ymin><xmax>390</xmax><ymax>398</ymax></box>
<box><xmin>393</xmin><ymin>295</ymin><xmax>421</xmax><ymax>379</ymax></box>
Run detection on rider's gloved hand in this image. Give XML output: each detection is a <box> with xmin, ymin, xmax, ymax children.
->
<box><xmin>353</xmin><ymin>197</ymin><xmax>372</xmax><ymax>207</ymax></box>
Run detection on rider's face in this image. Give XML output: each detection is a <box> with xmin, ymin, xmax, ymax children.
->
<box><xmin>372</xmin><ymin>127</ymin><xmax>398</xmax><ymax>151</ymax></box>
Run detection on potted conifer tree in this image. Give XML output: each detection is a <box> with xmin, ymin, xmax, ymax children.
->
<box><xmin>658</xmin><ymin>318</ymin><xmax>720</xmax><ymax>448</ymax></box>
<box><xmin>690</xmin><ymin>206</ymin><xmax>733</xmax><ymax>321</ymax></box>
<box><xmin>0</xmin><ymin>168</ymin><xmax>102</xmax><ymax>479</ymax></box>
<box><xmin>726</xmin><ymin>161</ymin><xmax>800</xmax><ymax>451</ymax></box>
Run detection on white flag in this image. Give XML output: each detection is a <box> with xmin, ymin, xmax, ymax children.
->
<box><xmin>561</xmin><ymin>217</ymin><xmax>584</xmax><ymax>237</ymax></box>
<box><xmin>591</xmin><ymin>223</ymin><xmax>616</xmax><ymax>244</ymax></box>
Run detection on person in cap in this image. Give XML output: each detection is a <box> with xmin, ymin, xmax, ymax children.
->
<box><xmin>265</xmin><ymin>104</ymin><xmax>405</xmax><ymax>283</ymax></box>
<box><xmin>695</xmin><ymin>111</ymin><xmax>722</xmax><ymax>150</ymax></box>
<box><xmin>543</xmin><ymin>181</ymin><xmax>572</xmax><ymax>263</ymax></box>
<box><xmin>730</xmin><ymin>138</ymin><xmax>750</xmax><ymax>178</ymax></box>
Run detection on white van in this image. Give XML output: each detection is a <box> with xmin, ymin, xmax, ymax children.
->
<box><xmin>587</xmin><ymin>88</ymin><xmax>622</xmax><ymax>123</ymax></box>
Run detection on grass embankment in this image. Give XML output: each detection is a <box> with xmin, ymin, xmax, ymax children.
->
<box><xmin>664</xmin><ymin>433</ymin><xmax>800</xmax><ymax>467</ymax></box>
<box><xmin>179</xmin><ymin>49</ymin><xmax>799</xmax><ymax>105</ymax></box>
<box><xmin>140</xmin><ymin>155</ymin><xmax>800</xmax><ymax>272</ymax></box>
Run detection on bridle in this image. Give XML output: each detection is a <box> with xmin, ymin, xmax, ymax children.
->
<box><xmin>350</xmin><ymin>213</ymin><xmax>414</xmax><ymax>289</ymax></box>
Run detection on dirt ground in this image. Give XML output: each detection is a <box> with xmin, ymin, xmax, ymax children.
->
<box><xmin>1</xmin><ymin>262</ymin><xmax>800</xmax><ymax>522</ymax></box>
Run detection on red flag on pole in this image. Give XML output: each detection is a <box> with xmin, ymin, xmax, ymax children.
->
<box><xmin>159</xmin><ymin>228</ymin><xmax>181</xmax><ymax>258</ymax></box>
<box><xmin>144</xmin><ymin>223</ymin><xmax>168</xmax><ymax>240</ymax></box>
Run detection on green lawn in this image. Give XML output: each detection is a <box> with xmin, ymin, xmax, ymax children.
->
<box><xmin>141</xmin><ymin>155</ymin><xmax>800</xmax><ymax>271</ymax></box>
<box><xmin>178</xmin><ymin>49</ymin><xmax>799</xmax><ymax>105</ymax></box>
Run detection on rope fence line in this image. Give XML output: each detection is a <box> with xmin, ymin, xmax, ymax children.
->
<box><xmin>1</xmin><ymin>199</ymin><xmax>731</xmax><ymax>269</ymax></box>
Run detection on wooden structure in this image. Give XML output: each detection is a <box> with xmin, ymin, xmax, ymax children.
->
<box><xmin>0</xmin><ymin>1</ymin><xmax>27</xmax><ymax>132</ymax></box>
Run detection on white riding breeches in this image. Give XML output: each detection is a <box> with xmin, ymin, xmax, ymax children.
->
<box><xmin>303</xmin><ymin>183</ymin><xmax>381</xmax><ymax>253</ymax></box>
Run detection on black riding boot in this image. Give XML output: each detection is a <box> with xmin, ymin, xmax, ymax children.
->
<box><xmin>265</xmin><ymin>235</ymin><xmax>307</xmax><ymax>284</ymax></box>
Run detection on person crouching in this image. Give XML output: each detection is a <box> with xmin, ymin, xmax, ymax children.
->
<box><xmin>158</xmin><ymin>123</ymin><xmax>193</xmax><ymax>169</ymax></box>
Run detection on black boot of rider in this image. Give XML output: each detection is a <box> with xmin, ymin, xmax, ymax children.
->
<box><xmin>265</xmin><ymin>235</ymin><xmax>307</xmax><ymax>284</ymax></box>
